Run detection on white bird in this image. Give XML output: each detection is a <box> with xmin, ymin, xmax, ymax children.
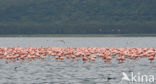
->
<box><xmin>122</xmin><ymin>72</ymin><xmax>130</xmax><ymax>81</ymax></box>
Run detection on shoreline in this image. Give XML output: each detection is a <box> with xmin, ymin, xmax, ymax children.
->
<box><xmin>0</xmin><ymin>34</ymin><xmax>156</xmax><ymax>37</ymax></box>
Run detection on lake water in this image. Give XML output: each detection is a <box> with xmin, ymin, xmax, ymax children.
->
<box><xmin>0</xmin><ymin>37</ymin><xmax>156</xmax><ymax>84</ymax></box>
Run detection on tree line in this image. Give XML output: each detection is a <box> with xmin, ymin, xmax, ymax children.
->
<box><xmin>0</xmin><ymin>0</ymin><xmax>156</xmax><ymax>34</ymax></box>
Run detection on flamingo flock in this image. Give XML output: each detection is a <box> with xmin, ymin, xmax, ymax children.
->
<box><xmin>0</xmin><ymin>47</ymin><xmax>155</xmax><ymax>63</ymax></box>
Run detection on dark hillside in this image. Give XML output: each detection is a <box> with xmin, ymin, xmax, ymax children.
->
<box><xmin>0</xmin><ymin>0</ymin><xmax>156</xmax><ymax>34</ymax></box>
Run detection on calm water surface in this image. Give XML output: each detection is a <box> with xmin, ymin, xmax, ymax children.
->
<box><xmin>0</xmin><ymin>37</ymin><xmax>156</xmax><ymax>84</ymax></box>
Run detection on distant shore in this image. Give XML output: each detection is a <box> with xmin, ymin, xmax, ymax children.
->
<box><xmin>1</xmin><ymin>34</ymin><xmax>156</xmax><ymax>37</ymax></box>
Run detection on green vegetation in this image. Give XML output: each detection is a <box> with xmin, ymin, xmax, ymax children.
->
<box><xmin>0</xmin><ymin>0</ymin><xmax>156</xmax><ymax>34</ymax></box>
